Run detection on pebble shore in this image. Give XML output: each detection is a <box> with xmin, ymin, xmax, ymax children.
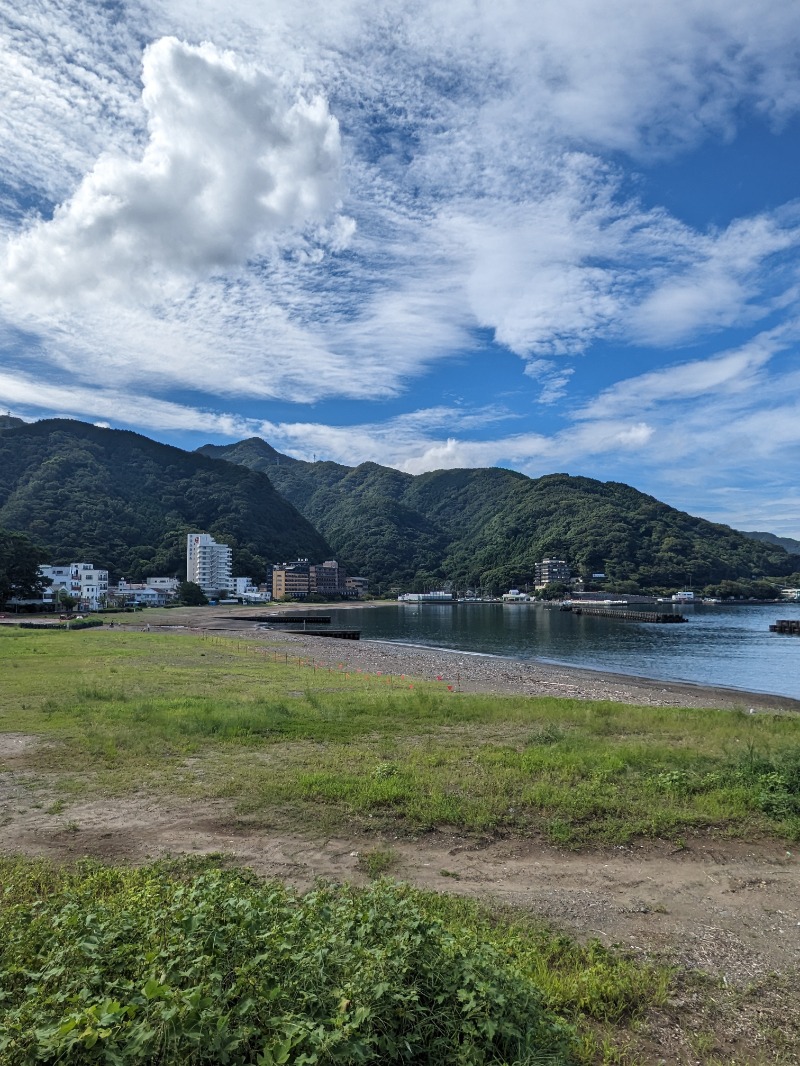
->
<box><xmin>202</xmin><ymin>612</ymin><xmax>800</xmax><ymax>715</ymax></box>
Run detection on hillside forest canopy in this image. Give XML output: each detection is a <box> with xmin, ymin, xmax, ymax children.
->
<box><xmin>0</xmin><ymin>418</ymin><xmax>797</xmax><ymax>595</ymax></box>
<box><xmin>199</xmin><ymin>438</ymin><xmax>800</xmax><ymax>596</ymax></box>
<box><xmin>0</xmin><ymin>420</ymin><xmax>330</xmax><ymax>583</ymax></box>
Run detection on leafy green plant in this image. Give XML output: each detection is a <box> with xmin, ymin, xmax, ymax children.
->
<box><xmin>0</xmin><ymin>859</ymin><xmax>575</xmax><ymax>1065</ymax></box>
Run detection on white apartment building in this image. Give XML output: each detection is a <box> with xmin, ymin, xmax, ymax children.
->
<box><xmin>186</xmin><ymin>534</ymin><xmax>233</xmax><ymax>595</ymax></box>
<box><xmin>40</xmin><ymin>563</ymin><xmax>109</xmax><ymax>611</ymax></box>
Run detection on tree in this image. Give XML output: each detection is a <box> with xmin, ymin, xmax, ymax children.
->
<box><xmin>54</xmin><ymin>589</ymin><xmax>78</xmax><ymax>612</ymax></box>
<box><xmin>536</xmin><ymin>581</ymin><xmax>571</xmax><ymax>601</ymax></box>
<box><xmin>177</xmin><ymin>580</ymin><xmax>208</xmax><ymax>606</ymax></box>
<box><xmin>0</xmin><ymin>528</ymin><xmax>50</xmax><ymax>605</ymax></box>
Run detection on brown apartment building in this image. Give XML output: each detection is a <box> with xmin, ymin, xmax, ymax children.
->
<box><xmin>272</xmin><ymin>558</ymin><xmax>365</xmax><ymax>600</ymax></box>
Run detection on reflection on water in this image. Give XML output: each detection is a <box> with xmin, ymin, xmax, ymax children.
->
<box><xmin>319</xmin><ymin>602</ymin><xmax>800</xmax><ymax>700</ymax></box>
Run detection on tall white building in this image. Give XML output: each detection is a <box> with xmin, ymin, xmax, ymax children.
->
<box><xmin>186</xmin><ymin>534</ymin><xmax>233</xmax><ymax>595</ymax></box>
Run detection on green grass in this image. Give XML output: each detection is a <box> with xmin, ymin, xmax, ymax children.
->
<box><xmin>0</xmin><ymin>855</ymin><xmax>673</xmax><ymax>1065</ymax></box>
<box><xmin>357</xmin><ymin>847</ymin><xmax>398</xmax><ymax>878</ymax></box>
<box><xmin>2</xmin><ymin>627</ymin><xmax>800</xmax><ymax>845</ymax></box>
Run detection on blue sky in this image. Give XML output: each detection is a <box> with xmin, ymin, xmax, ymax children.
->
<box><xmin>1</xmin><ymin>1</ymin><xmax>799</xmax><ymax>536</ymax></box>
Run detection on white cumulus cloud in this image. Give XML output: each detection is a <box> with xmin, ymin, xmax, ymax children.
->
<box><xmin>1</xmin><ymin>36</ymin><xmax>348</xmax><ymax>304</ymax></box>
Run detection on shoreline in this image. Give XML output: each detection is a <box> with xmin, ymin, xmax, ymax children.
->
<box><xmin>200</xmin><ymin>610</ymin><xmax>800</xmax><ymax>714</ymax></box>
<box><xmin>7</xmin><ymin>602</ymin><xmax>795</xmax><ymax>712</ymax></box>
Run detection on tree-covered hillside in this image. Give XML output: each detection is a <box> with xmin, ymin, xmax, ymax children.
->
<box><xmin>199</xmin><ymin>438</ymin><xmax>798</xmax><ymax>593</ymax></box>
<box><xmin>0</xmin><ymin>421</ymin><xmax>330</xmax><ymax>581</ymax></box>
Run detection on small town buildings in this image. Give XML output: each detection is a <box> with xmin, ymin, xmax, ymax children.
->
<box><xmin>345</xmin><ymin>575</ymin><xmax>369</xmax><ymax>597</ymax></box>
<box><xmin>40</xmin><ymin>563</ymin><xmax>109</xmax><ymax>611</ymax></box>
<box><xmin>110</xmin><ymin>581</ymin><xmax>164</xmax><ymax>608</ymax></box>
<box><xmin>272</xmin><ymin>559</ymin><xmax>310</xmax><ymax>600</ymax></box>
<box><xmin>146</xmin><ymin>577</ymin><xmax>179</xmax><ymax>596</ymax></box>
<box><xmin>311</xmin><ymin>559</ymin><xmax>354</xmax><ymax>597</ymax></box>
<box><xmin>502</xmin><ymin>589</ymin><xmax>530</xmax><ymax>602</ymax></box>
<box><xmin>534</xmin><ymin>558</ymin><xmax>571</xmax><ymax>589</ymax></box>
<box><xmin>108</xmin><ymin>578</ymin><xmax>181</xmax><ymax>607</ymax></box>
<box><xmin>397</xmin><ymin>591</ymin><xmax>454</xmax><ymax>603</ymax></box>
<box><xmin>186</xmin><ymin>533</ymin><xmax>232</xmax><ymax>596</ymax></box>
<box><xmin>232</xmin><ymin>577</ymin><xmax>271</xmax><ymax>603</ymax></box>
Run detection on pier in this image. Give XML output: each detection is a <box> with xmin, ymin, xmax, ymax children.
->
<box><xmin>281</xmin><ymin>628</ymin><xmax>360</xmax><ymax>640</ymax></box>
<box><xmin>233</xmin><ymin>614</ymin><xmax>331</xmax><ymax>624</ymax></box>
<box><xmin>770</xmin><ymin>619</ymin><xmax>800</xmax><ymax>635</ymax></box>
<box><xmin>566</xmin><ymin>606</ymin><xmax>687</xmax><ymax>624</ymax></box>
<box><xmin>253</xmin><ymin>617</ymin><xmax>360</xmax><ymax>639</ymax></box>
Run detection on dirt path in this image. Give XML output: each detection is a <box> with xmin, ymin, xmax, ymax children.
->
<box><xmin>2</xmin><ymin>754</ymin><xmax>797</xmax><ymax>986</ymax></box>
<box><xmin>4</xmin><ymin>720</ymin><xmax>800</xmax><ymax>1062</ymax></box>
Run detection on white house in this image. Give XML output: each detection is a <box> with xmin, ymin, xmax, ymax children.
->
<box><xmin>40</xmin><ymin>563</ymin><xmax>109</xmax><ymax>611</ymax></box>
<box><xmin>232</xmin><ymin>576</ymin><xmax>271</xmax><ymax>602</ymax></box>
<box><xmin>110</xmin><ymin>579</ymin><xmax>180</xmax><ymax>607</ymax></box>
<box><xmin>146</xmin><ymin>577</ymin><xmax>179</xmax><ymax>596</ymax></box>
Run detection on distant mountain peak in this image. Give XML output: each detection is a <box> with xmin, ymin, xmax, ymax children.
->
<box><xmin>739</xmin><ymin>529</ymin><xmax>800</xmax><ymax>555</ymax></box>
<box><xmin>202</xmin><ymin>436</ymin><xmax>798</xmax><ymax>592</ymax></box>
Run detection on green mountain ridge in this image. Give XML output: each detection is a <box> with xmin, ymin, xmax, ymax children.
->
<box><xmin>198</xmin><ymin>438</ymin><xmax>799</xmax><ymax>594</ymax></box>
<box><xmin>0</xmin><ymin>419</ymin><xmax>795</xmax><ymax>595</ymax></box>
<box><xmin>0</xmin><ymin>420</ymin><xmax>331</xmax><ymax>581</ymax></box>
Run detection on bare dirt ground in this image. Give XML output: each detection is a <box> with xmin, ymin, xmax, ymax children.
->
<box><xmin>2</xmin><ymin>736</ymin><xmax>800</xmax><ymax>1061</ymax></box>
<box><xmin>1</xmin><ymin>769</ymin><xmax>796</xmax><ymax>984</ymax></box>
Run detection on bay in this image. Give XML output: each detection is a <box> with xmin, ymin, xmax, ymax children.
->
<box><xmin>321</xmin><ymin>601</ymin><xmax>800</xmax><ymax>700</ymax></box>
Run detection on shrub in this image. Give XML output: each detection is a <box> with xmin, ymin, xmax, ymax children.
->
<box><xmin>0</xmin><ymin>860</ymin><xmax>574</xmax><ymax>1064</ymax></box>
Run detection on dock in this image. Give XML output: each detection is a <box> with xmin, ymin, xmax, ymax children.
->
<box><xmin>770</xmin><ymin>619</ymin><xmax>800</xmax><ymax>635</ymax></box>
<box><xmin>234</xmin><ymin>614</ymin><xmax>331</xmax><ymax>624</ymax></box>
<box><xmin>281</xmin><ymin>628</ymin><xmax>360</xmax><ymax>640</ymax></box>
<box><xmin>253</xmin><ymin>617</ymin><xmax>360</xmax><ymax>639</ymax></box>
<box><xmin>566</xmin><ymin>606</ymin><xmax>687</xmax><ymax>624</ymax></box>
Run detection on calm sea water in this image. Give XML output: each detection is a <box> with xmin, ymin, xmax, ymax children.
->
<box><xmin>321</xmin><ymin>602</ymin><xmax>800</xmax><ymax>700</ymax></box>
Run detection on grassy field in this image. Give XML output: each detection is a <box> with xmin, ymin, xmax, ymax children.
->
<box><xmin>1</xmin><ymin>626</ymin><xmax>799</xmax><ymax>844</ymax></box>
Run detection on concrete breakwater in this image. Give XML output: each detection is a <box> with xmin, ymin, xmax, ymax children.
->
<box><xmin>564</xmin><ymin>606</ymin><xmax>687</xmax><ymax>624</ymax></box>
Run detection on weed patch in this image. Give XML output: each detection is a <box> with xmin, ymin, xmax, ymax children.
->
<box><xmin>0</xmin><ymin>858</ymin><xmax>575</xmax><ymax>1065</ymax></box>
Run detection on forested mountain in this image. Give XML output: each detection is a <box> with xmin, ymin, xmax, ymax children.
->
<box><xmin>739</xmin><ymin>530</ymin><xmax>800</xmax><ymax>555</ymax></box>
<box><xmin>198</xmin><ymin>438</ymin><xmax>799</xmax><ymax>593</ymax></box>
<box><xmin>1</xmin><ymin>418</ymin><xmax>794</xmax><ymax>594</ymax></box>
<box><xmin>0</xmin><ymin>420</ymin><xmax>330</xmax><ymax>581</ymax></box>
